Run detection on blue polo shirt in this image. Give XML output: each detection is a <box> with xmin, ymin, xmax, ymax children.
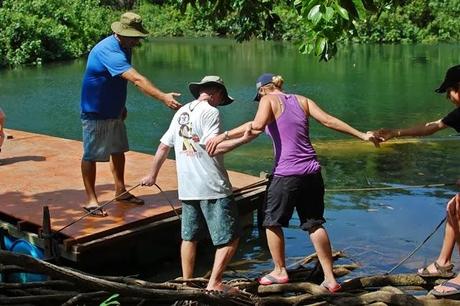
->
<box><xmin>80</xmin><ymin>35</ymin><xmax>132</xmax><ymax>119</ymax></box>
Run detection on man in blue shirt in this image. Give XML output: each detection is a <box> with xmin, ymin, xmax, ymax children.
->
<box><xmin>80</xmin><ymin>12</ymin><xmax>182</xmax><ymax>216</ymax></box>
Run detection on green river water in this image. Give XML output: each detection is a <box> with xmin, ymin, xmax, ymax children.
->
<box><xmin>1</xmin><ymin>38</ymin><xmax>459</xmax><ymax>282</ymax></box>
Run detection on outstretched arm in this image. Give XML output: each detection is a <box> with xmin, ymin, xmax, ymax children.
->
<box><xmin>308</xmin><ymin>98</ymin><xmax>376</xmax><ymax>142</ymax></box>
<box><xmin>209</xmin><ymin>124</ymin><xmax>258</xmax><ymax>156</ymax></box>
<box><xmin>140</xmin><ymin>143</ymin><xmax>171</xmax><ymax>186</ymax></box>
<box><xmin>206</xmin><ymin>98</ymin><xmax>273</xmax><ymax>155</ymax></box>
<box><xmin>122</xmin><ymin>68</ymin><xmax>182</xmax><ymax>110</ymax></box>
<box><xmin>375</xmin><ymin>119</ymin><xmax>447</xmax><ymax>141</ymax></box>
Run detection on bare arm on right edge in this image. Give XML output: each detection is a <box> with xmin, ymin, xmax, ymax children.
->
<box><xmin>375</xmin><ymin>119</ymin><xmax>447</xmax><ymax>141</ymax></box>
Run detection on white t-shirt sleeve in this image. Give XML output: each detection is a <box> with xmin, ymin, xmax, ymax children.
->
<box><xmin>199</xmin><ymin>107</ymin><xmax>220</xmax><ymax>145</ymax></box>
<box><xmin>160</xmin><ymin>114</ymin><xmax>178</xmax><ymax>147</ymax></box>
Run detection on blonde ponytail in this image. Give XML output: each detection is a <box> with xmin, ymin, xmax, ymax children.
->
<box><xmin>272</xmin><ymin>75</ymin><xmax>284</xmax><ymax>89</ymax></box>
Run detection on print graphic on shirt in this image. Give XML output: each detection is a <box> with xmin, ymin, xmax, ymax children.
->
<box><xmin>178</xmin><ymin>112</ymin><xmax>200</xmax><ymax>154</ymax></box>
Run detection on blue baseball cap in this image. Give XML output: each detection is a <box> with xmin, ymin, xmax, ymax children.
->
<box><xmin>254</xmin><ymin>73</ymin><xmax>274</xmax><ymax>101</ymax></box>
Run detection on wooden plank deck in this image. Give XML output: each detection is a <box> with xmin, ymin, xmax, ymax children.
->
<box><xmin>0</xmin><ymin>129</ymin><xmax>265</xmax><ymax>248</ymax></box>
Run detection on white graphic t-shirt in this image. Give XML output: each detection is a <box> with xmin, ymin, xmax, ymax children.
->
<box><xmin>160</xmin><ymin>100</ymin><xmax>232</xmax><ymax>200</ymax></box>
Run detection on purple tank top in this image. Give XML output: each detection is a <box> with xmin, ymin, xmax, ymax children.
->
<box><xmin>266</xmin><ymin>94</ymin><xmax>321</xmax><ymax>176</ymax></box>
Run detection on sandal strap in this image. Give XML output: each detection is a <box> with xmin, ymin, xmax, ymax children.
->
<box><xmin>441</xmin><ymin>281</ymin><xmax>460</xmax><ymax>290</ymax></box>
<box><xmin>434</xmin><ymin>261</ymin><xmax>454</xmax><ymax>273</ymax></box>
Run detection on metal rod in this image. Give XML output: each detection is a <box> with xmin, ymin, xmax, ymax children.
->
<box><xmin>56</xmin><ymin>184</ymin><xmax>141</xmax><ymax>234</ymax></box>
<box><xmin>154</xmin><ymin>183</ymin><xmax>181</xmax><ymax>220</ymax></box>
<box><xmin>326</xmin><ymin>182</ymin><xmax>455</xmax><ymax>193</ymax></box>
<box><xmin>385</xmin><ymin>215</ymin><xmax>446</xmax><ymax>275</ymax></box>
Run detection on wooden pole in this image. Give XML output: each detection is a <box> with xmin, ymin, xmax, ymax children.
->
<box><xmin>41</xmin><ymin>206</ymin><xmax>53</xmax><ymax>260</ymax></box>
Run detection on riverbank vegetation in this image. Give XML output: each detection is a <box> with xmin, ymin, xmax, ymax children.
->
<box><xmin>0</xmin><ymin>0</ymin><xmax>459</xmax><ymax>66</ymax></box>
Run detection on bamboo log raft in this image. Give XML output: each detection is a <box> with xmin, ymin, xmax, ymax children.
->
<box><xmin>2</xmin><ymin>250</ymin><xmax>460</xmax><ymax>305</ymax></box>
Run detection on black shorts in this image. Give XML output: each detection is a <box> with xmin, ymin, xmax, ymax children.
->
<box><xmin>262</xmin><ymin>172</ymin><xmax>325</xmax><ymax>231</ymax></box>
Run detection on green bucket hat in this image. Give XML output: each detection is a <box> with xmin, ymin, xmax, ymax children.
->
<box><xmin>111</xmin><ymin>12</ymin><xmax>149</xmax><ymax>38</ymax></box>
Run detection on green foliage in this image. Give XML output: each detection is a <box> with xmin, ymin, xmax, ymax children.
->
<box><xmin>291</xmin><ymin>0</ymin><xmax>374</xmax><ymax>61</ymax></box>
<box><xmin>168</xmin><ymin>0</ymin><xmax>374</xmax><ymax>61</ymax></box>
<box><xmin>356</xmin><ymin>0</ymin><xmax>460</xmax><ymax>43</ymax></box>
<box><xmin>139</xmin><ymin>2</ymin><xmax>215</xmax><ymax>37</ymax></box>
<box><xmin>99</xmin><ymin>293</ymin><xmax>120</xmax><ymax>306</ymax></box>
<box><xmin>0</xmin><ymin>0</ymin><xmax>116</xmax><ymax>66</ymax></box>
<box><xmin>170</xmin><ymin>0</ymin><xmax>281</xmax><ymax>41</ymax></box>
<box><xmin>1</xmin><ymin>0</ymin><xmax>458</xmax><ymax>66</ymax></box>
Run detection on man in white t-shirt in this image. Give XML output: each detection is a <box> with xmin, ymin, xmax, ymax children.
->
<box><xmin>141</xmin><ymin>76</ymin><xmax>251</xmax><ymax>292</ymax></box>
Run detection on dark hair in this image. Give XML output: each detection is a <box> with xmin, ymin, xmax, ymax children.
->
<box><xmin>199</xmin><ymin>84</ymin><xmax>223</xmax><ymax>93</ymax></box>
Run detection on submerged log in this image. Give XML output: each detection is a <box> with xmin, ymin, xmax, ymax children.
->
<box><xmin>3</xmin><ymin>249</ymin><xmax>460</xmax><ymax>306</ymax></box>
<box><xmin>0</xmin><ymin>250</ymin><xmax>257</xmax><ymax>305</ymax></box>
<box><xmin>341</xmin><ymin>273</ymin><xmax>437</xmax><ymax>291</ymax></box>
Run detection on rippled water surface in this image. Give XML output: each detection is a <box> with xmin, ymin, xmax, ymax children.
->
<box><xmin>1</xmin><ymin>38</ymin><xmax>459</xmax><ymax>281</ymax></box>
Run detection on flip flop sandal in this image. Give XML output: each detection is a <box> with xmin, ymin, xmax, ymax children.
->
<box><xmin>258</xmin><ymin>274</ymin><xmax>289</xmax><ymax>285</ymax></box>
<box><xmin>83</xmin><ymin>206</ymin><xmax>108</xmax><ymax>217</ymax></box>
<box><xmin>417</xmin><ymin>261</ymin><xmax>454</xmax><ymax>278</ymax></box>
<box><xmin>116</xmin><ymin>192</ymin><xmax>144</xmax><ymax>205</ymax></box>
<box><xmin>431</xmin><ymin>281</ymin><xmax>460</xmax><ymax>297</ymax></box>
<box><xmin>321</xmin><ymin>281</ymin><xmax>342</xmax><ymax>293</ymax></box>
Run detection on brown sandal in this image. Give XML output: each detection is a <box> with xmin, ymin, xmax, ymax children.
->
<box><xmin>83</xmin><ymin>206</ymin><xmax>108</xmax><ymax>217</ymax></box>
<box><xmin>417</xmin><ymin>261</ymin><xmax>455</xmax><ymax>278</ymax></box>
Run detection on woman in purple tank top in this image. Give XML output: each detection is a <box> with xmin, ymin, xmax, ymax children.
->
<box><xmin>206</xmin><ymin>73</ymin><xmax>378</xmax><ymax>292</ymax></box>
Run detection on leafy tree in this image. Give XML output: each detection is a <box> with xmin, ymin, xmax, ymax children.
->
<box><xmin>0</xmin><ymin>0</ymin><xmax>115</xmax><ymax>66</ymax></box>
<box><xmin>171</xmin><ymin>0</ymin><xmax>456</xmax><ymax>61</ymax></box>
<box><xmin>1</xmin><ymin>0</ymin><xmax>458</xmax><ymax>66</ymax></box>
<box><xmin>172</xmin><ymin>0</ymin><xmax>393</xmax><ymax>61</ymax></box>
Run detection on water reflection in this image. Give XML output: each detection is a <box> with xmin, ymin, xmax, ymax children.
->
<box><xmin>1</xmin><ymin>38</ymin><xmax>459</xmax><ymax>281</ymax></box>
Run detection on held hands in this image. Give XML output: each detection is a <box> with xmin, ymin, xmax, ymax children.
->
<box><xmin>242</xmin><ymin>122</ymin><xmax>254</xmax><ymax>144</ymax></box>
<box><xmin>163</xmin><ymin>92</ymin><xmax>182</xmax><ymax>110</ymax></box>
<box><xmin>363</xmin><ymin>131</ymin><xmax>383</xmax><ymax>148</ymax></box>
<box><xmin>373</xmin><ymin>128</ymin><xmax>397</xmax><ymax>141</ymax></box>
<box><xmin>206</xmin><ymin>133</ymin><xmax>226</xmax><ymax>155</ymax></box>
<box><xmin>140</xmin><ymin>174</ymin><xmax>156</xmax><ymax>187</ymax></box>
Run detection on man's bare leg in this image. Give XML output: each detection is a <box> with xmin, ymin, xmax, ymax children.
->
<box><xmin>81</xmin><ymin>159</ymin><xmax>99</xmax><ymax>205</ymax></box>
<box><xmin>420</xmin><ymin>195</ymin><xmax>458</xmax><ymax>274</ymax></box>
<box><xmin>181</xmin><ymin>240</ymin><xmax>198</xmax><ymax>281</ymax></box>
<box><xmin>432</xmin><ymin>194</ymin><xmax>460</xmax><ymax>293</ymax></box>
<box><xmin>206</xmin><ymin>238</ymin><xmax>239</xmax><ymax>291</ymax></box>
<box><xmin>110</xmin><ymin>153</ymin><xmax>126</xmax><ymax>196</ymax></box>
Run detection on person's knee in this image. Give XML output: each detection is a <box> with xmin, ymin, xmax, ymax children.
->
<box><xmin>308</xmin><ymin>224</ymin><xmax>324</xmax><ymax>234</ymax></box>
<box><xmin>266</xmin><ymin>225</ymin><xmax>282</xmax><ymax>231</ymax></box>
<box><xmin>215</xmin><ymin>237</ymin><xmax>239</xmax><ymax>250</ymax></box>
<box><xmin>446</xmin><ymin>195</ymin><xmax>460</xmax><ymax>221</ymax></box>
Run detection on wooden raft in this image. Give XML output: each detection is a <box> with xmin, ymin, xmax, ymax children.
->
<box><xmin>0</xmin><ymin>129</ymin><xmax>266</xmax><ymax>266</ymax></box>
